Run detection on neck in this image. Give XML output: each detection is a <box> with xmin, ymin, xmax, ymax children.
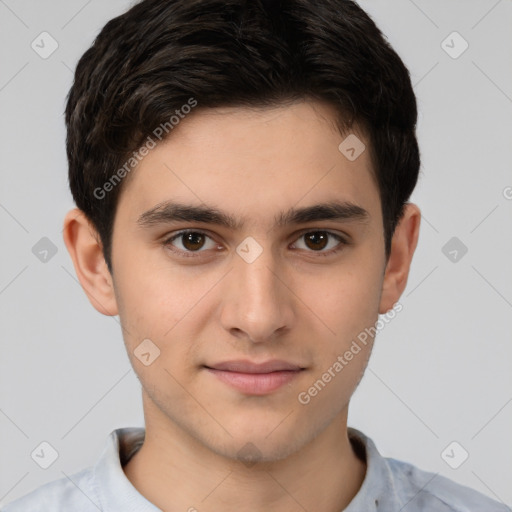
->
<box><xmin>123</xmin><ymin>401</ymin><xmax>366</xmax><ymax>512</ymax></box>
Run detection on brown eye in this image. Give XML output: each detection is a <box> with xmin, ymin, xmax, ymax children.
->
<box><xmin>181</xmin><ymin>232</ymin><xmax>206</xmax><ymax>251</ymax></box>
<box><xmin>292</xmin><ymin>230</ymin><xmax>346</xmax><ymax>254</ymax></box>
<box><xmin>304</xmin><ymin>231</ymin><xmax>329</xmax><ymax>251</ymax></box>
<box><xmin>164</xmin><ymin>230</ymin><xmax>218</xmax><ymax>255</ymax></box>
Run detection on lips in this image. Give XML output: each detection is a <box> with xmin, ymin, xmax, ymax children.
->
<box><xmin>205</xmin><ymin>359</ymin><xmax>303</xmax><ymax>373</ymax></box>
<box><xmin>204</xmin><ymin>359</ymin><xmax>305</xmax><ymax>395</ymax></box>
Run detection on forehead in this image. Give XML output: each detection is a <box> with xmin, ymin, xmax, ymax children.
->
<box><xmin>116</xmin><ymin>100</ymin><xmax>381</xmax><ymax>228</ymax></box>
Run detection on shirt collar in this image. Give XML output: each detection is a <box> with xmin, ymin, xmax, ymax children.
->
<box><xmin>345</xmin><ymin>427</ymin><xmax>403</xmax><ymax>510</ymax></box>
<box><xmin>93</xmin><ymin>427</ymin><xmax>160</xmax><ymax>511</ymax></box>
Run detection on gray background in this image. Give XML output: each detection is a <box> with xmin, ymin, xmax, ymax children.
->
<box><xmin>1</xmin><ymin>0</ymin><xmax>511</xmax><ymax>507</ymax></box>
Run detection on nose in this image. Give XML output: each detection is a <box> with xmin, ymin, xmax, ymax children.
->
<box><xmin>219</xmin><ymin>244</ymin><xmax>296</xmax><ymax>343</ymax></box>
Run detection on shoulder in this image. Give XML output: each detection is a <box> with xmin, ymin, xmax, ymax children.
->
<box><xmin>2</xmin><ymin>427</ymin><xmax>148</xmax><ymax>512</ymax></box>
<box><xmin>1</xmin><ymin>467</ymin><xmax>100</xmax><ymax>512</ymax></box>
<box><xmin>347</xmin><ymin>428</ymin><xmax>510</xmax><ymax>512</ymax></box>
<box><xmin>386</xmin><ymin>457</ymin><xmax>510</xmax><ymax>511</ymax></box>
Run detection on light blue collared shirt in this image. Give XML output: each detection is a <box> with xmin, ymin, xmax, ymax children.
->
<box><xmin>3</xmin><ymin>427</ymin><xmax>509</xmax><ymax>511</ymax></box>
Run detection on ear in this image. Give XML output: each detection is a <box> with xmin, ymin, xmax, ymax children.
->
<box><xmin>62</xmin><ymin>208</ymin><xmax>119</xmax><ymax>316</ymax></box>
<box><xmin>379</xmin><ymin>203</ymin><xmax>421</xmax><ymax>314</ymax></box>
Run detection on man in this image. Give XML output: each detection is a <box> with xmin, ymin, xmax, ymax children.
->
<box><xmin>4</xmin><ymin>0</ymin><xmax>508</xmax><ymax>510</ymax></box>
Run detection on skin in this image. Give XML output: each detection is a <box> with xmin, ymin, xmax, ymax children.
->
<box><xmin>63</xmin><ymin>99</ymin><xmax>420</xmax><ymax>512</ymax></box>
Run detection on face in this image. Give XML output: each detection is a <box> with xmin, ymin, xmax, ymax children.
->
<box><xmin>66</xmin><ymin>99</ymin><xmax>417</xmax><ymax>463</ymax></box>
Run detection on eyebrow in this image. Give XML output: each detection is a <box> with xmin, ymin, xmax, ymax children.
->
<box><xmin>136</xmin><ymin>200</ymin><xmax>370</xmax><ymax>230</ymax></box>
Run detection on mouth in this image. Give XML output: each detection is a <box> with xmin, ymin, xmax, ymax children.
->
<box><xmin>203</xmin><ymin>359</ymin><xmax>306</xmax><ymax>395</ymax></box>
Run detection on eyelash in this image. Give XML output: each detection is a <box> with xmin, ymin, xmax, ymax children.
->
<box><xmin>162</xmin><ymin>229</ymin><xmax>349</xmax><ymax>259</ymax></box>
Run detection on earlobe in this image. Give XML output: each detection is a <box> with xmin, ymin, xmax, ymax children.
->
<box><xmin>62</xmin><ymin>208</ymin><xmax>119</xmax><ymax>316</ymax></box>
<box><xmin>379</xmin><ymin>203</ymin><xmax>421</xmax><ymax>314</ymax></box>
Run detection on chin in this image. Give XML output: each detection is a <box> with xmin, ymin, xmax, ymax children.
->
<box><xmin>202</xmin><ymin>423</ymin><xmax>309</xmax><ymax>466</ymax></box>
<box><xmin>221</xmin><ymin>438</ymin><xmax>301</xmax><ymax>466</ymax></box>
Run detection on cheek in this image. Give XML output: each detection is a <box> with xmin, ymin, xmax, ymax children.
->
<box><xmin>114</xmin><ymin>246</ymin><xmax>197</xmax><ymax>324</ymax></box>
<box><xmin>306</xmin><ymin>262</ymin><xmax>383</xmax><ymax>340</ymax></box>
<box><xmin>113</xmin><ymin>258</ymin><xmax>219</xmax><ymax>368</ymax></box>
<box><xmin>299</xmin><ymin>279</ymin><xmax>378</xmax><ymax>405</ymax></box>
